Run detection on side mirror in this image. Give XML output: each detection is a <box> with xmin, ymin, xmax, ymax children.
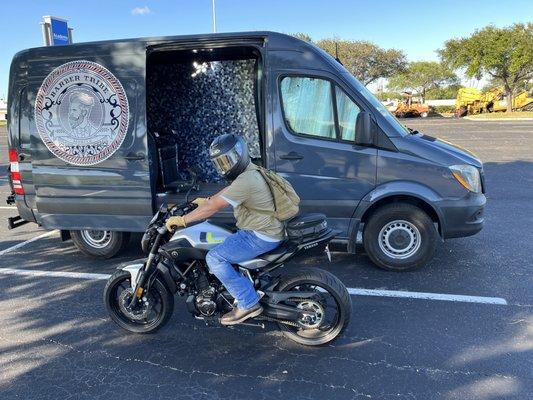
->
<box><xmin>355</xmin><ymin>112</ymin><xmax>377</xmax><ymax>147</ymax></box>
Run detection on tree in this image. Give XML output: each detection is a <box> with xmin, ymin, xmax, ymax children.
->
<box><xmin>388</xmin><ymin>61</ymin><xmax>459</xmax><ymax>103</ymax></box>
<box><xmin>291</xmin><ymin>32</ymin><xmax>312</xmax><ymax>42</ymax></box>
<box><xmin>439</xmin><ymin>23</ymin><xmax>533</xmax><ymax>112</ymax></box>
<box><xmin>316</xmin><ymin>39</ymin><xmax>406</xmax><ymax>86</ymax></box>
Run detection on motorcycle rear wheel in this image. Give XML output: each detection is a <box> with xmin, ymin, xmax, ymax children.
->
<box><xmin>275</xmin><ymin>267</ymin><xmax>352</xmax><ymax>346</ymax></box>
<box><xmin>104</xmin><ymin>270</ymin><xmax>174</xmax><ymax>333</ymax></box>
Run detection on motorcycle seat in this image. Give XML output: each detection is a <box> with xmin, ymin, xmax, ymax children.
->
<box><xmin>259</xmin><ymin>241</ymin><xmax>296</xmax><ymax>263</ymax></box>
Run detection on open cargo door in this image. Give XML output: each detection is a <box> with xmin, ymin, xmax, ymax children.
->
<box><xmin>29</xmin><ymin>42</ymin><xmax>153</xmax><ymax>232</ymax></box>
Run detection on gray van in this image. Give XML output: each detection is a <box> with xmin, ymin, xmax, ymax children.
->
<box><xmin>6</xmin><ymin>31</ymin><xmax>486</xmax><ymax>271</ymax></box>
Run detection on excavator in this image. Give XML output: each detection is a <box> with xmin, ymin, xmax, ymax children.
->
<box><xmin>455</xmin><ymin>87</ymin><xmax>533</xmax><ymax>117</ymax></box>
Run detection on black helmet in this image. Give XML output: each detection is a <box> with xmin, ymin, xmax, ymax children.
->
<box><xmin>209</xmin><ymin>134</ymin><xmax>250</xmax><ymax>181</ymax></box>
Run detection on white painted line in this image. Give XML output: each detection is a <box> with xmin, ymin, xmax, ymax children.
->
<box><xmin>348</xmin><ymin>287</ymin><xmax>508</xmax><ymax>305</ymax></box>
<box><xmin>0</xmin><ymin>206</ymin><xmax>16</xmax><ymax>209</ymax></box>
<box><xmin>0</xmin><ymin>265</ymin><xmax>508</xmax><ymax>306</ymax></box>
<box><xmin>0</xmin><ymin>268</ymin><xmax>110</xmax><ymax>280</ymax></box>
<box><xmin>0</xmin><ymin>230</ymin><xmax>59</xmax><ymax>256</ymax></box>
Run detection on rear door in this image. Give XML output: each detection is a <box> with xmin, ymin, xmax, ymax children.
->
<box><xmin>272</xmin><ymin>72</ymin><xmax>377</xmax><ymax>238</ymax></box>
<box><xmin>29</xmin><ymin>44</ymin><xmax>153</xmax><ymax>232</ymax></box>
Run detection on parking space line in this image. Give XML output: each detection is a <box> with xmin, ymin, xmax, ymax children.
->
<box><xmin>0</xmin><ymin>268</ymin><xmax>110</xmax><ymax>280</ymax></box>
<box><xmin>348</xmin><ymin>288</ymin><xmax>508</xmax><ymax>305</ymax></box>
<box><xmin>0</xmin><ymin>230</ymin><xmax>59</xmax><ymax>256</ymax></box>
<box><xmin>0</xmin><ymin>267</ymin><xmax>508</xmax><ymax>306</ymax></box>
<box><xmin>0</xmin><ymin>206</ymin><xmax>16</xmax><ymax>209</ymax></box>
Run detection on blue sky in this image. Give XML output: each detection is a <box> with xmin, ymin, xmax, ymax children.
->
<box><xmin>1</xmin><ymin>0</ymin><xmax>532</xmax><ymax>98</ymax></box>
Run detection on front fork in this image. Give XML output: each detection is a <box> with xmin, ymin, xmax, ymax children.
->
<box><xmin>126</xmin><ymin>230</ymin><xmax>165</xmax><ymax>308</ymax></box>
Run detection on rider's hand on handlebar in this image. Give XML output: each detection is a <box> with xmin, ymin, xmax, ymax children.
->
<box><xmin>165</xmin><ymin>215</ymin><xmax>186</xmax><ymax>231</ymax></box>
<box><xmin>192</xmin><ymin>197</ymin><xmax>209</xmax><ymax>206</ymax></box>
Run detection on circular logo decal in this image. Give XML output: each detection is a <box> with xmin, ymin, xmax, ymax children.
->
<box><xmin>35</xmin><ymin>60</ymin><xmax>129</xmax><ymax>166</ymax></box>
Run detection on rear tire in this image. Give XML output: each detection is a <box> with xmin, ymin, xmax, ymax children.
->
<box><xmin>275</xmin><ymin>268</ymin><xmax>352</xmax><ymax>346</ymax></box>
<box><xmin>363</xmin><ymin>203</ymin><xmax>437</xmax><ymax>271</ymax></box>
<box><xmin>71</xmin><ymin>230</ymin><xmax>130</xmax><ymax>259</ymax></box>
<box><xmin>104</xmin><ymin>270</ymin><xmax>174</xmax><ymax>334</ymax></box>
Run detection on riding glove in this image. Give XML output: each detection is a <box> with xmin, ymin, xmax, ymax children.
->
<box><xmin>192</xmin><ymin>197</ymin><xmax>209</xmax><ymax>206</ymax></box>
<box><xmin>165</xmin><ymin>216</ymin><xmax>186</xmax><ymax>231</ymax></box>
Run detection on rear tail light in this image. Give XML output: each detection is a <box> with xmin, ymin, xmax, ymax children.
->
<box><xmin>8</xmin><ymin>148</ymin><xmax>24</xmax><ymax>195</ymax></box>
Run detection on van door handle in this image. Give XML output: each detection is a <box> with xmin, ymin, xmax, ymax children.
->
<box><xmin>280</xmin><ymin>152</ymin><xmax>304</xmax><ymax>160</ymax></box>
<box><xmin>124</xmin><ymin>153</ymin><xmax>145</xmax><ymax>161</ymax></box>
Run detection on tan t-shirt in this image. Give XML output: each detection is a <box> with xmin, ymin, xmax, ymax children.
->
<box><xmin>221</xmin><ymin>163</ymin><xmax>285</xmax><ymax>241</ymax></box>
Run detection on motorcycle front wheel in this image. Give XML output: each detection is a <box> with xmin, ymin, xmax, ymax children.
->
<box><xmin>103</xmin><ymin>270</ymin><xmax>174</xmax><ymax>333</ymax></box>
<box><xmin>276</xmin><ymin>268</ymin><xmax>352</xmax><ymax>346</ymax></box>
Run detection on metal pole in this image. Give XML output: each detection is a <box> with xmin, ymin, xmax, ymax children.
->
<box><xmin>212</xmin><ymin>0</ymin><xmax>217</xmax><ymax>33</ymax></box>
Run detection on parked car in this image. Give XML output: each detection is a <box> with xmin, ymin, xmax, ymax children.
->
<box><xmin>6</xmin><ymin>31</ymin><xmax>486</xmax><ymax>270</ymax></box>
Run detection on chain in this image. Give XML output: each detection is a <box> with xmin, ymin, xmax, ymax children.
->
<box><xmin>256</xmin><ymin>315</ymin><xmax>301</xmax><ymax>328</ymax></box>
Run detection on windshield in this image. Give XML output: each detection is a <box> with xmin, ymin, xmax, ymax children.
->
<box><xmin>341</xmin><ymin>73</ymin><xmax>409</xmax><ymax>136</ymax></box>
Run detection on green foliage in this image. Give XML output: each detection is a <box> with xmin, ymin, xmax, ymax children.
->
<box><xmin>375</xmin><ymin>90</ymin><xmax>403</xmax><ymax>101</ymax></box>
<box><xmin>291</xmin><ymin>33</ymin><xmax>313</xmax><ymax>42</ymax></box>
<box><xmin>316</xmin><ymin>39</ymin><xmax>406</xmax><ymax>85</ymax></box>
<box><xmin>388</xmin><ymin>61</ymin><xmax>459</xmax><ymax>102</ymax></box>
<box><xmin>426</xmin><ymin>84</ymin><xmax>463</xmax><ymax>100</ymax></box>
<box><xmin>439</xmin><ymin>23</ymin><xmax>533</xmax><ymax>112</ymax></box>
<box><xmin>431</xmin><ymin>105</ymin><xmax>456</xmax><ymax>114</ymax></box>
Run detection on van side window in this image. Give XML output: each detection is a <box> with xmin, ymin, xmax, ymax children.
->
<box><xmin>335</xmin><ymin>86</ymin><xmax>361</xmax><ymax>141</ymax></box>
<box><xmin>280</xmin><ymin>77</ymin><xmax>336</xmax><ymax>139</ymax></box>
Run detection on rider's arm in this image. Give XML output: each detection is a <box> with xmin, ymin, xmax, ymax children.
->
<box><xmin>183</xmin><ymin>195</ymin><xmax>229</xmax><ymax>226</ymax></box>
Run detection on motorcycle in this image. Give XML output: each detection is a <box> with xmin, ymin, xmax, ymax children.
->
<box><xmin>103</xmin><ymin>173</ymin><xmax>352</xmax><ymax>346</ymax></box>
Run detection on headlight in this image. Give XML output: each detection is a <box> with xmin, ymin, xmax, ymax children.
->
<box><xmin>449</xmin><ymin>165</ymin><xmax>481</xmax><ymax>193</ymax></box>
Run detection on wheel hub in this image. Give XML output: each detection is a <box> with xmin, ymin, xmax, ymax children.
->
<box><xmin>378</xmin><ymin>220</ymin><xmax>421</xmax><ymax>259</ymax></box>
<box><xmin>297</xmin><ymin>300</ymin><xmax>325</xmax><ymax>329</ymax></box>
<box><xmin>118</xmin><ymin>289</ymin><xmax>150</xmax><ymax>321</ymax></box>
<box><xmin>81</xmin><ymin>230</ymin><xmax>112</xmax><ymax>248</ymax></box>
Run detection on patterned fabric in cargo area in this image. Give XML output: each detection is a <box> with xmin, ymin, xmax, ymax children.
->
<box><xmin>147</xmin><ymin>59</ymin><xmax>260</xmax><ymax>183</ymax></box>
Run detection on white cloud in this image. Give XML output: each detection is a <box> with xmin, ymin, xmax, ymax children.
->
<box><xmin>131</xmin><ymin>6</ymin><xmax>152</xmax><ymax>16</ymax></box>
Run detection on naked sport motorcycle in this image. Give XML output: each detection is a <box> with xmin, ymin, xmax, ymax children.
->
<box><xmin>104</xmin><ymin>175</ymin><xmax>352</xmax><ymax>346</ymax></box>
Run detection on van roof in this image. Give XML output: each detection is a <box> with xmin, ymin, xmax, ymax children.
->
<box><xmin>16</xmin><ymin>31</ymin><xmax>302</xmax><ymax>56</ymax></box>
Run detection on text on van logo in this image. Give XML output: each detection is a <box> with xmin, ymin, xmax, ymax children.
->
<box><xmin>34</xmin><ymin>60</ymin><xmax>130</xmax><ymax>166</ymax></box>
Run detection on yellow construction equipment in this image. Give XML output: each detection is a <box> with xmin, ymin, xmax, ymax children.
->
<box><xmin>455</xmin><ymin>87</ymin><xmax>533</xmax><ymax>116</ymax></box>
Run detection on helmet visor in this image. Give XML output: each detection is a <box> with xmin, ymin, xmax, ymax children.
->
<box><xmin>211</xmin><ymin>147</ymin><xmax>241</xmax><ymax>176</ymax></box>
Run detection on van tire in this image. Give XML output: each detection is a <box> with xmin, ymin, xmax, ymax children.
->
<box><xmin>363</xmin><ymin>203</ymin><xmax>437</xmax><ymax>271</ymax></box>
<box><xmin>70</xmin><ymin>230</ymin><xmax>130</xmax><ymax>259</ymax></box>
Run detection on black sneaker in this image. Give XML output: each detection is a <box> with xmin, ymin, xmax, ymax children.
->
<box><xmin>220</xmin><ymin>303</ymin><xmax>263</xmax><ymax>326</ymax></box>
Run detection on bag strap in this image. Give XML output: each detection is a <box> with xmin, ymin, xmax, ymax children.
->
<box><xmin>243</xmin><ymin>164</ymin><xmax>278</xmax><ymax>218</ymax></box>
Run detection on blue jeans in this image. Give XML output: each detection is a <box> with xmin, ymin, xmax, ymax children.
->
<box><xmin>206</xmin><ymin>230</ymin><xmax>281</xmax><ymax>310</ymax></box>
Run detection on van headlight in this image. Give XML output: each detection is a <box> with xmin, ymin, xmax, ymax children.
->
<box><xmin>449</xmin><ymin>165</ymin><xmax>481</xmax><ymax>193</ymax></box>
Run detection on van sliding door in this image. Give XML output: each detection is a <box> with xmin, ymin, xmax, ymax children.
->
<box><xmin>30</xmin><ymin>43</ymin><xmax>153</xmax><ymax>232</ymax></box>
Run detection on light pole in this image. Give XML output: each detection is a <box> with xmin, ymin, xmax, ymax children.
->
<box><xmin>212</xmin><ymin>0</ymin><xmax>217</xmax><ymax>33</ymax></box>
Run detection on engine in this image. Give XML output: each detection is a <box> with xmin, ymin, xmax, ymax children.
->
<box><xmin>195</xmin><ymin>287</ymin><xmax>217</xmax><ymax>316</ymax></box>
<box><xmin>185</xmin><ymin>269</ymin><xmax>218</xmax><ymax>317</ymax></box>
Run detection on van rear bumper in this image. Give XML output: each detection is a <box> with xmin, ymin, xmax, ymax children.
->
<box><xmin>438</xmin><ymin>193</ymin><xmax>486</xmax><ymax>239</ymax></box>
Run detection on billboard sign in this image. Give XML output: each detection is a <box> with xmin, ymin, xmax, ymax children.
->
<box><xmin>50</xmin><ymin>18</ymin><xmax>69</xmax><ymax>45</ymax></box>
<box><xmin>42</xmin><ymin>16</ymin><xmax>72</xmax><ymax>46</ymax></box>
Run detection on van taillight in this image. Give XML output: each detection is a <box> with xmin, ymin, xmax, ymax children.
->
<box><xmin>8</xmin><ymin>149</ymin><xmax>24</xmax><ymax>195</ymax></box>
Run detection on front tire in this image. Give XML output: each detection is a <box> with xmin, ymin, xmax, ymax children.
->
<box><xmin>363</xmin><ymin>203</ymin><xmax>437</xmax><ymax>271</ymax></box>
<box><xmin>104</xmin><ymin>270</ymin><xmax>174</xmax><ymax>333</ymax></box>
<box><xmin>275</xmin><ymin>268</ymin><xmax>352</xmax><ymax>346</ymax></box>
<box><xmin>71</xmin><ymin>230</ymin><xmax>130</xmax><ymax>259</ymax></box>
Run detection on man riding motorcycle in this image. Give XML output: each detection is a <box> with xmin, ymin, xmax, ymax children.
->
<box><xmin>165</xmin><ymin>134</ymin><xmax>284</xmax><ymax>326</ymax></box>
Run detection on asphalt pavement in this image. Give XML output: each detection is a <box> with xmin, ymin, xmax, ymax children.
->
<box><xmin>0</xmin><ymin>119</ymin><xmax>532</xmax><ymax>400</ymax></box>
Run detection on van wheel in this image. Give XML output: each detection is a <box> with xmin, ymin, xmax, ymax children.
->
<box><xmin>363</xmin><ymin>203</ymin><xmax>437</xmax><ymax>271</ymax></box>
<box><xmin>70</xmin><ymin>230</ymin><xmax>130</xmax><ymax>259</ymax></box>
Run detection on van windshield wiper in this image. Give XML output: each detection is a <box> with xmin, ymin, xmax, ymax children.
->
<box><xmin>407</xmin><ymin>127</ymin><xmax>420</xmax><ymax>135</ymax></box>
